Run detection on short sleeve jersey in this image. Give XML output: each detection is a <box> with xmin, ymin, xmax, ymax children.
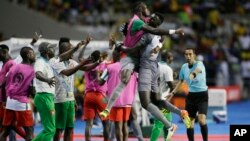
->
<box><xmin>179</xmin><ymin>61</ymin><xmax>208</xmax><ymax>92</ymax></box>
<box><xmin>49</xmin><ymin>57</ymin><xmax>78</xmax><ymax>103</ymax></box>
<box><xmin>158</xmin><ymin>62</ymin><xmax>174</xmax><ymax>93</ymax></box>
<box><xmin>34</xmin><ymin>57</ymin><xmax>55</xmax><ymax>94</ymax></box>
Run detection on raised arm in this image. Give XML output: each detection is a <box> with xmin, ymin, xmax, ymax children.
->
<box><xmin>30</xmin><ymin>32</ymin><xmax>42</xmax><ymax>46</ymax></box>
<box><xmin>15</xmin><ymin>32</ymin><xmax>42</xmax><ymax>64</ymax></box>
<box><xmin>79</xmin><ymin>60</ymin><xmax>101</xmax><ymax>71</ymax></box>
<box><xmin>59</xmin><ymin>44</ymin><xmax>81</xmax><ymax>62</ymax></box>
<box><xmin>60</xmin><ymin>61</ymin><xmax>88</xmax><ymax>76</ymax></box>
<box><xmin>59</xmin><ymin>36</ymin><xmax>92</xmax><ymax>62</ymax></box>
<box><xmin>78</xmin><ymin>36</ymin><xmax>92</xmax><ymax>62</ymax></box>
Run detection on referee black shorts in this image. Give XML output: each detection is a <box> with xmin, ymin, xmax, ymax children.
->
<box><xmin>185</xmin><ymin>91</ymin><xmax>208</xmax><ymax>118</ymax></box>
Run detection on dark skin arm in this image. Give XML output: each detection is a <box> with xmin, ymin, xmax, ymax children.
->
<box><xmin>120</xmin><ymin>44</ymin><xmax>142</xmax><ymax>54</ymax></box>
<box><xmin>59</xmin><ymin>46</ymin><xmax>80</xmax><ymax>62</ymax></box>
<box><xmin>60</xmin><ymin>59</ymin><xmax>101</xmax><ymax>76</ymax></box>
<box><xmin>0</xmin><ymin>77</ymin><xmax>7</xmax><ymax>88</ymax></box>
<box><xmin>79</xmin><ymin>61</ymin><xmax>100</xmax><ymax>71</ymax></box>
<box><xmin>141</xmin><ymin>25</ymin><xmax>184</xmax><ymax>36</ymax></box>
<box><xmin>59</xmin><ymin>41</ymin><xmax>84</xmax><ymax>62</ymax></box>
<box><xmin>0</xmin><ymin>77</ymin><xmax>7</xmax><ymax>103</ymax></box>
<box><xmin>60</xmin><ymin>36</ymin><xmax>92</xmax><ymax>62</ymax></box>
<box><xmin>109</xmin><ymin>35</ymin><xmax>144</xmax><ymax>55</ymax></box>
<box><xmin>166</xmin><ymin>80</ymin><xmax>184</xmax><ymax>101</ymax></box>
<box><xmin>28</xmin><ymin>79</ymin><xmax>36</xmax><ymax>98</ymax></box>
<box><xmin>78</xmin><ymin>36</ymin><xmax>92</xmax><ymax>62</ymax></box>
<box><xmin>30</xmin><ymin>32</ymin><xmax>42</xmax><ymax>46</ymax></box>
<box><xmin>60</xmin><ymin>61</ymin><xmax>88</xmax><ymax>76</ymax></box>
<box><xmin>35</xmin><ymin>71</ymin><xmax>56</xmax><ymax>87</ymax></box>
<box><xmin>167</xmin><ymin>81</ymin><xmax>174</xmax><ymax>92</ymax></box>
<box><xmin>29</xmin><ymin>86</ymin><xmax>36</xmax><ymax>98</ymax></box>
<box><xmin>165</xmin><ymin>81</ymin><xmax>174</xmax><ymax>101</ymax></box>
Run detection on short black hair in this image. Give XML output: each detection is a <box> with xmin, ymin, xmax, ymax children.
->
<box><xmin>155</xmin><ymin>12</ymin><xmax>164</xmax><ymax>24</ymax></box>
<box><xmin>185</xmin><ymin>47</ymin><xmax>196</xmax><ymax>54</ymax></box>
<box><xmin>91</xmin><ymin>50</ymin><xmax>101</xmax><ymax>62</ymax></box>
<box><xmin>161</xmin><ymin>52</ymin><xmax>167</xmax><ymax>61</ymax></box>
<box><xmin>0</xmin><ymin>44</ymin><xmax>9</xmax><ymax>51</ymax></box>
<box><xmin>20</xmin><ymin>47</ymin><xmax>33</xmax><ymax>60</ymax></box>
<box><xmin>59</xmin><ymin>42</ymin><xmax>70</xmax><ymax>54</ymax></box>
<box><xmin>59</xmin><ymin>37</ymin><xmax>70</xmax><ymax>47</ymax></box>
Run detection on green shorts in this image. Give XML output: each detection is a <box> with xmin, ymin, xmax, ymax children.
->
<box><xmin>55</xmin><ymin>101</ymin><xmax>75</xmax><ymax>129</ymax></box>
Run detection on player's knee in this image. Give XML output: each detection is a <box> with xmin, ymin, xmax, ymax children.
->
<box><xmin>1</xmin><ymin>129</ymin><xmax>10</xmax><ymax>137</ymax></box>
<box><xmin>131</xmin><ymin>112</ymin><xmax>137</xmax><ymax>119</ymax></box>
<box><xmin>115</xmin><ymin>127</ymin><xmax>122</xmax><ymax>136</ymax></box>
<box><xmin>190</xmin><ymin>121</ymin><xmax>195</xmax><ymax>128</ymax></box>
<box><xmin>139</xmin><ymin>92</ymin><xmax>151</xmax><ymax>109</ymax></box>
<box><xmin>84</xmin><ymin>121</ymin><xmax>93</xmax><ymax>131</ymax></box>
<box><xmin>198</xmin><ymin>119</ymin><xmax>207</xmax><ymax>125</ymax></box>
<box><xmin>25</xmin><ymin>128</ymin><xmax>34</xmax><ymax>141</ymax></box>
<box><xmin>197</xmin><ymin>114</ymin><xmax>206</xmax><ymax>125</ymax></box>
<box><xmin>140</xmin><ymin>101</ymin><xmax>149</xmax><ymax>109</ymax></box>
<box><xmin>123</xmin><ymin>126</ymin><xmax>129</xmax><ymax>136</ymax></box>
<box><xmin>116</xmin><ymin>124</ymin><xmax>123</xmax><ymax>131</ymax></box>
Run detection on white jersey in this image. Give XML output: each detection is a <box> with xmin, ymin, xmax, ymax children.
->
<box><xmin>140</xmin><ymin>34</ymin><xmax>162</xmax><ymax>61</ymax></box>
<box><xmin>158</xmin><ymin>62</ymin><xmax>173</xmax><ymax>100</ymax></box>
<box><xmin>34</xmin><ymin>57</ymin><xmax>55</xmax><ymax>94</ymax></box>
<box><xmin>49</xmin><ymin>57</ymin><xmax>78</xmax><ymax>103</ymax></box>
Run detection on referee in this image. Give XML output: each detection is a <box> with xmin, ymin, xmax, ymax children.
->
<box><xmin>170</xmin><ymin>48</ymin><xmax>208</xmax><ymax>141</ymax></box>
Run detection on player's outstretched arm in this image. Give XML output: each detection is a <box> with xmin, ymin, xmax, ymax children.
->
<box><xmin>142</xmin><ymin>25</ymin><xmax>184</xmax><ymax>36</ymax></box>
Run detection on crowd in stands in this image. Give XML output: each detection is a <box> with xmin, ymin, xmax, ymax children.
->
<box><xmin>8</xmin><ymin>0</ymin><xmax>250</xmax><ymax>26</ymax></box>
<box><xmin>1</xmin><ymin>1</ymin><xmax>250</xmax><ymax>141</ymax></box>
<box><xmin>5</xmin><ymin>0</ymin><xmax>250</xmax><ymax>100</ymax></box>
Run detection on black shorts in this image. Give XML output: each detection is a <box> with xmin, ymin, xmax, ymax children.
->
<box><xmin>185</xmin><ymin>91</ymin><xmax>208</xmax><ymax>118</ymax></box>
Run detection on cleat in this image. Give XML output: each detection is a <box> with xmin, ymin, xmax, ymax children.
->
<box><xmin>181</xmin><ymin>110</ymin><xmax>191</xmax><ymax>128</ymax></box>
<box><xmin>166</xmin><ymin>124</ymin><xmax>177</xmax><ymax>140</ymax></box>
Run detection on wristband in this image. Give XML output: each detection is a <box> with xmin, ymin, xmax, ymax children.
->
<box><xmin>169</xmin><ymin>29</ymin><xmax>176</xmax><ymax>35</ymax></box>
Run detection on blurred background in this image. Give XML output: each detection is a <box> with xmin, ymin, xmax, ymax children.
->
<box><xmin>1</xmin><ymin>0</ymin><xmax>250</xmax><ymax>140</ymax></box>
